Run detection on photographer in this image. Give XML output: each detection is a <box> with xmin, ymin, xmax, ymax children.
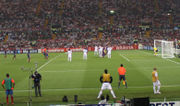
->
<box><xmin>32</xmin><ymin>71</ymin><xmax>42</xmax><ymax>97</ymax></box>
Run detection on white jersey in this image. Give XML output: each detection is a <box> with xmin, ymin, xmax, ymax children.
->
<box><xmin>68</xmin><ymin>50</ymin><xmax>72</xmax><ymax>57</ymax></box>
<box><xmin>95</xmin><ymin>46</ymin><xmax>98</xmax><ymax>52</ymax></box>
<box><xmin>100</xmin><ymin>46</ymin><xmax>103</xmax><ymax>52</ymax></box>
<box><xmin>94</xmin><ymin>46</ymin><xmax>99</xmax><ymax>55</ymax></box>
<box><xmin>107</xmin><ymin>47</ymin><xmax>112</xmax><ymax>54</ymax></box>
<box><xmin>98</xmin><ymin>46</ymin><xmax>101</xmax><ymax>53</ymax></box>
<box><xmin>83</xmin><ymin>49</ymin><xmax>88</xmax><ymax>55</ymax></box>
<box><xmin>99</xmin><ymin>46</ymin><xmax>103</xmax><ymax>57</ymax></box>
<box><xmin>83</xmin><ymin>49</ymin><xmax>88</xmax><ymax>60</ymax></box>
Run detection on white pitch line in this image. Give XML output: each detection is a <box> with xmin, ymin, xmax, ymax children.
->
<box><xmin>37</xmin><ymin>55</ymin><xmax>61</xmax><ymax>71</ymax></box>
<box><xmin>42</xmin><ymin>69</ymin><xmax>102</xmax><ymax>73</ymax></box>
<box><xmin>139</xmin><ymin>50</ymin><xmax>180</xmax><ymax>65</ymax></box>
<box><xmin>43</xmin><ymin>70</ymin><xmax>86</xmax><ymax>73</ymax></box>
<box><xmin>119</xmin><ymin>54</ymin><xmax>130</xmax><ymax>61</ymax></box>
<box><xmin>1</xmin><ymin>84</ymin><xmax>180</xmax><ymax>93</ymax></box>
<box><xmin>165</xmin><ymin>58</ymin><xmax>180</xmax><ymax>65</ymax></box>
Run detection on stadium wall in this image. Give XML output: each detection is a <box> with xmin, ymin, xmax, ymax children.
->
<box><xmin>138</xmin><ymin>43</ymin><xmax>153</xmax><ymax>50</ymax></box>
<box><xmin>0</xmin><ymin>49</ymin><xmax>38</xmax><ymax>54</ymax></box>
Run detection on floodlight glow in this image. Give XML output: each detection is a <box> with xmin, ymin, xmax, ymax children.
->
<box><xmin>110</xmin><ymin>10</ymin><xmax>115</xmax><ymax>14</ymax></box>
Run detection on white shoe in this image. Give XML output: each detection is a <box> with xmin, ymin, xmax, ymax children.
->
<box><xmin>157</xmin><ymin>92</ymin><xmax>161</xmax><ymax>94</ymax></box>
<box><xmin>113</xmin><ymin>97</ymin><xmax>117</xmax><ymax>99</ymax></box>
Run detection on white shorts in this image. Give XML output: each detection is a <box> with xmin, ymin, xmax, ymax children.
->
<box><xmin>101</xmin><ymin>83</ymin><xmax>112</xmax><ymax>90</ymax></box>
<box><xmin>153</xmin><ymin>80</ymin><xmax>161</xmax><ymax>86</ymax></box>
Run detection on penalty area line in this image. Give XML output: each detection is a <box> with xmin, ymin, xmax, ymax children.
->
<box><xmin>119</xmin><ymin>54</ymin><xmax>130</xmax><ymax>62</ymax></box>
<box><xmin>37</xmin><ymin>55</ymin><xmax>61</xmax><ymax>71</ymax></box>
<box><xmin>165</xmin><ymin>58</ymin><xmax>180</xmax><ymax>65</ymax></box>
<box><xmin>139</xmin><ymin>50</ymin><xmax>180</xmax><ymax>65</ymax></box>
<box><xmin>42</xmin><ymin>70</ymin><xmax>86</xmax><ymax>73</ymax></box>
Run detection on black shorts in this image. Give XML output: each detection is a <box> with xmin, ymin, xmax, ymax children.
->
<box><xmin>119</xmin><ymin>75</ymin><xmax>126</xmax><ymax>81</ymax></box>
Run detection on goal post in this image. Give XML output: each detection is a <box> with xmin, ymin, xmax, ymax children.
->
<box><xmin>175</xmin><ymin>49</ymin><xmax>180</xmax><ymax>57</ymax></box>
<box><xmin>154</xmin><ymin>40</ymin><xmax>175</xmax><ymax>58</ymax></box>
<box><xmin>174</xmin><ymin>39</ymin><xmax>180</xmax><ymax>57</ymax></box>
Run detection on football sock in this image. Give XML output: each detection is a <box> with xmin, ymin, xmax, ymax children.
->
<box><xmin>118</xmin><ymin>82</ymin><xmax>120</xmax><ymax>88</ymax></box>
<box><xmin>97</xmin><ymin>90</ymin><xmax>102</xmax><ymax>98</ymax></box>
<box><xmin>110</xmin><ymin>90</ymin><xmax>116</xmax><ymax>98</ymax></box>
<box><xmin>11</xmin><ymin>96</ymin><xmax>14</xmax><ymax>103</ymax></box>
<box><xmin>125</xmin><ymin>82</ymin><xmax>128</xmax><ymax>88</ymax></box>
<box><xmin>6</xmin><ymin>96</ymin><xmax>9</xmax><ymax>104</ymax></box>
<box><xmin>157</xmin><ymin>85</ymin><xmax>160</xmax><ymax>93</ymax></box>
<box><xmin>153</xmin><ymin>86</ymin><xmax>156</xmax><ymax>93</ymax></box>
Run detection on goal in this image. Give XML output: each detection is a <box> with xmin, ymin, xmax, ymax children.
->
<box><xmin>175</xmin><ymin>49</ymin><xmax>180</xmax><ymax>57</ymax></box>
<box><xmin>154</xmin><ymin>40</ymin><xmax>175</xmax><ymax>58</ymax></box>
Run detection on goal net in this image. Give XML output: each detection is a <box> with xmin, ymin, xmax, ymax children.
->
<box><xmin>175</xmin><ymin>49</ymin><xmax>180</xmax><ymax>57</ymax></box>
<box><xmin>154</xmin><ymin>40</ymin><xmax>175</xmax><ymax>58</ymax></box>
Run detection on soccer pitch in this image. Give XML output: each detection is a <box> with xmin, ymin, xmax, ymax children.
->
<box><xmin>0</xmin><ymin>50</ymin><xmax>180</xmax><ymax>105</ymax></box>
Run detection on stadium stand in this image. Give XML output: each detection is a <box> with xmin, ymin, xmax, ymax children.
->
<box><xmin>0</xmin><ymin>0</ymin><xmax>180</xmax><ymax>105</ymax></box>
<box><xmin>0</xmin><ymin>0</ymin><xmax>179</xmax><ymax>50</ymax></box>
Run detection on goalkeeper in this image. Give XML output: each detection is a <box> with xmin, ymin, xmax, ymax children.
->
<box><xmin>154</xmin><ymin>47</ymin><xmax>158</xmax><ymax>56</ymax></box>
<box><xmin>97</xmin><ymin>69</ymin><xmax>116</xmax><ymax>99</ymax></box>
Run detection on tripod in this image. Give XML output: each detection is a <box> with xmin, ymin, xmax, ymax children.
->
<box><xmin>21</xmin><ymin>63</ymin><xmax>38</xmax><ymax>106</ymax></box>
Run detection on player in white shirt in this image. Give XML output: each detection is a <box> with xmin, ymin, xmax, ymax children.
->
<box><xmin>99</xmin><ymin>46</ymin><xmax>103</xmax><ymax>57</ymax></box>
<box><xmin>107</xmin><ymin>47</ymin><xmax>112</xmax><ymax>59</ymax></box>
<box><xmin>98</xmin><ymin>46</ymin><xmax>101</xmax><ymax>57</ymax></box>
<box><xmin>94</xmin><ymin>45</ymin><xmax>98</xmax><ymax>56</ymax></box>
<box><xmin>83</xmin><ymin>48</ymin><xmax>88</xmax><ymax>60</ymax></box>
<box><xmin>67</xmin><ymin>49</ymin><xmax>72</xmax><ymax>62</ymax></box>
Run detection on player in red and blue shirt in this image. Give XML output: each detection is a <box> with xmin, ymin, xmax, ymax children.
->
<box><xmin>2</xmin><ymin>73</ymin><xmax>15</xmax><ymax>104</ymax></box>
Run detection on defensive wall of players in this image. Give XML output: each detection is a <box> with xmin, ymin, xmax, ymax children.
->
<box><xmin>0</xmin><ymin>44</ymin><xmax>138</xmax><ymax>54</ymax></box>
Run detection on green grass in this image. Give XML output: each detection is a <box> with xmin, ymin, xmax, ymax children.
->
<box><xmin>0</xmin><ymin>50</ymin><xmax>180</xmax><ymax>105</ymax></box>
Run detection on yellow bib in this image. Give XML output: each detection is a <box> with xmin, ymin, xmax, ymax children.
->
<box><xmin>102</xmin><ymin>73</ymin><xmax>110</xmax><ymax>82</ymax></box>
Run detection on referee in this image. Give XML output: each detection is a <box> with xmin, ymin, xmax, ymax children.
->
<box><xmin>118</xmin><ymin>64</ymin><xmax>127</xmax><ymax>88</ymax></box>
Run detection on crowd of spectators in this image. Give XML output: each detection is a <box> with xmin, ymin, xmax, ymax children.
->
<box><xmin>0</xmin><ymin>0</ymin><xmax>180</xmax><ymax>50</ymax></box>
